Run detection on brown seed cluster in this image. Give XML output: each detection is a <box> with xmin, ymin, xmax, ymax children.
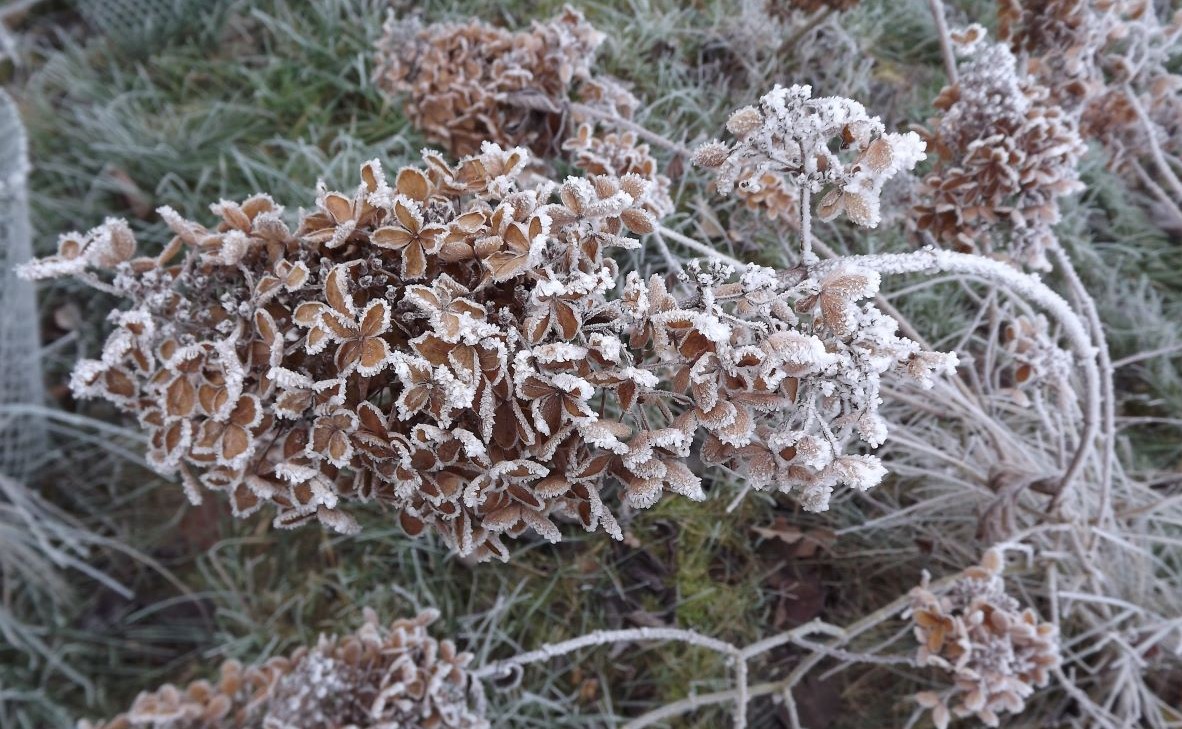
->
<box><xmin>374</xmin><ymin>7</ymin><xmax>636</xmax><ymax>158</ymax></box>
<box><xmin>914</xmin><ymin>27</ymin><xmax>1086</xmax><ymax>271</ymax></box>
<box><xmin>79</xmin><ymin>610</ymin><xmax>485</xmax><ymax>729</ymax></box>
<box><xmin>23</xmin><ymin>130</ymin><xmax>954</xmax><ymax>560</ymax></box>
<box><xmin>908</xmin><ymin>550</ymin><xmax>1061</xmax><ymax>729</ymax></box>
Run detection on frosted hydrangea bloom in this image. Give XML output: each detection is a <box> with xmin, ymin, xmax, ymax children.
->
<box><xmin>693</xmin><ymin>84</ymin><xmax>926</xmax><ymax>229</ymax></box>
<box><xmin>78</xmin><ymin>610</ymin><xmax>487</xmax><ymax>729</ymax></box>
<box><xmin>907</xmin><ymin>550</ymin><xmax>1061</xmax><ymax>729</ymax></box>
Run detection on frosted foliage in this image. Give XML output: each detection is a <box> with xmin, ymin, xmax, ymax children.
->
<box><xmin>0</xmin><ymin>90</ymin><xmax>48</xmax><ymax>480</ymax></box>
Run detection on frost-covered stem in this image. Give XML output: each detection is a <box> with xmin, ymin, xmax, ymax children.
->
<box><xmin>566</xmin><ymin>101</ymin><xmax>692</xmax><ymax>157</ymax></box>
<box><xmin>474</xmin><ymin>626</ymin><xmax>749</xmax><ymax>726</ymax></box>
<box><xmin>781</xmin><ymin>7</ymin><xmax>832</xmax><ymax>52</ymax></box>
<box><xmin>1113</xmin><ymin>342</ymin><xmax>1182</xmax><ymax>368</ymax></box>
<box><xmin>1051</xmin><ymin>244</ymin><xmax>1114</xmax><ymax>524</ymax></box>
<box><xmin>799</xmin><ymin>185</ymin><xmax>815</xmax><ymax>263</ymax></box>
<box><xmin>656</xmin><ymin>225</ymin><xmax>745</xmax><ymax>268</ymax></box>
<box><xmin>734</xmin><ymin>652</ymin><xmax>749</xmax><ymax>728</ymax></box>
<box><xmin>927</xmin><ymin>0</ymin><xmax>958</xmax><ymax>85</ymax></box>
<box><xmin>1125</xmin><ymin>88</ymin><xmax>1182</xmax><ymax>202</ymax></box>
<box><xmin>474</xmin><ymin>628</ymin><xmax>741</xmax><ymax>679</ymax></box>
<box><xmin>1130</xmin><ymin>159</ymin><xmax>1182</xmax><ymax>226</ymax></box>
<box><xmin>75</xmin><ymin>271</ymin><xmax>123</xmax><ymax>296</ymax></box>
<box><xmin>625</xmin><ymin>577</ymin><xmax>958</xmax><ymax>729</ymax></box>
<box><xmin>650</xmin><ymin>229</ymin><xmax>684</xmax><ymax>273</ymax></box>
<box><xmin>814</xmin><ymin>248</ymin><xmax>1100</xmax><ymax>500</ymax></box>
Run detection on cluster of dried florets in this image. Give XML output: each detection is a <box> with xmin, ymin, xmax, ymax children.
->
<box><xmin>79</xmin><ymin>610</ymin><xmax>485</xmax><ymax>729</ymax></box>
<box><xmin>693</xmin><ymin>84</ymin><xmax>926</xmax><ymax>234</ymax></box>
<box><xmin>374</xmin><ymin>7</ymin><xmax>635</xmax><ymax>158</ymax></box>
<box><xmin>562</xmin><ymin>122</ymin><xmax>674</xmax><ymax>219</ymax></box>
<box><xmin>627</xmin><ymin>258</ymin><xmax>958</xmax><ymax>512</ymax></box>
<box><xmin>998</xmin><ymin>311</ymin><xmax>1074</xmax><ymax>407</ymax></box>
<box><xmin>22</xmin><ymin>122</ymin><xmax>954</xmax><ymax>559</ymax></box>
<box><xmin>997</xmin><ymin>0</ymin><xmax>1182</xmax><ymax>175</ymax></box>
<box><xmin>913</xmin><ymin>27</ymin><xmax>1086</xmax><ymax>271</ymax></box>
<box><xmin>907</xmin><ymin>550</ymin><xmax>1061</xmax><ymax>729</ymax></box>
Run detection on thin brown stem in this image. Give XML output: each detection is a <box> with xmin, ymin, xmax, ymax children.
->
<box><xmin>927</xmin><ymin>0</ymin><xmax>959</xmax><ymax>85</ymax></box>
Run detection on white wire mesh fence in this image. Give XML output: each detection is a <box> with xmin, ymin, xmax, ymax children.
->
<box><xmin>76</xmin><ymin>0</ymin><xmax>210</xmax><ymax>41</ymax></box>
<box><xmin>0</xmin><ymin>89</ymin><xmax>48</xmax><ymax>482</ymax></box>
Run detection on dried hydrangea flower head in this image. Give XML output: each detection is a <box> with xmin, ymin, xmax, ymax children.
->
<box><xmin>997</xmin><ymin>311</ymin><xmax>1075</xmax><ymax>409</ymax></box>
<box><xmin>78</xmin><ymin>610</ymin><xmax>486</xmax><ymax>729</ymax></box>
<box><xmin>997</xmin><ymin>0</ymin><xmax>1182</xmax><ymax>181</ymax></box>
<box><xmin>913</xmin><ymin>26</ymin><xmax>1086</xmax><ymax>271</ymax></box>
<box><xmin>374</xmin><ymin>7</ymin><xmax>636</xmax><ymax>158</ymax></box>
<box><xmin>23</xmin><ymin>125</ymin><xmax>957</xmax><ymax>559</ymax></box>
<box><xmin>907</xmin><ymin>549</ymin><xmax>1061</xmax><ymax>729</ymax></box>
<box><xmin>692</xmin><ymin>84</ymin><xmax>926</xmax><ymax>245</ymax></box>
<box><xmin>623</xmin><ymin>258</ymin><xmax>958</xmax><ymax>512</ymax></box>
<box><xmin>21</xmin><ymin>143</ymin><xmax>678</xmax><ymax>561</ymax></box>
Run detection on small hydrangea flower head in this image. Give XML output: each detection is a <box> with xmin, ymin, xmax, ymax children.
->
<box><xmin>913</xmin><ymin>26</ymin><xmax>1086</xmax><ymax>270</ymax></box>
<box><xmin>78</xmin><ymin>611</ymin><xmax>488</xmax><ymax>729</ymax></box>
<box><xmin>374</xmin><ymin>8</ymin><xmax>636</xmax><ymax>157</ymax></box>
<box><xmin>693</xmin><ymin>84</ymin><xmax>926</xmax><ymax>228</ymax></box>
<box><xmin>906</xmin><ymin>549</ymin><xmax>1061</xmax><ymax>728</ymax></box>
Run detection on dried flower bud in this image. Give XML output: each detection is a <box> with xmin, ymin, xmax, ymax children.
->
<box><xmin>725</xmin><ymin>106</ymin><xmax>763</xmax><ymax>138</ymax></box>
<box><xmin>691</xmin><ymin>140</ymin><xmax>731</xmax><ymax>169</ymax></box>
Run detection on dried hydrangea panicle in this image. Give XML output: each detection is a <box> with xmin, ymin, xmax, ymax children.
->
<box><xmin>913</xmin><ymin>26</ymin><xmax>1086</xmax><ymax>271</ymax></box>
<box><xmin>906</xmin><ymin>549</ymin><xmax>1060</xmax><ymax>729</ymax></box>
<box><xmin>998</xmin><ymin>0</ymin><xmax>1182</xmax><ymax>177</ymax></box>
<box><xmin>374</xmin><ymin>7</ymin><xmax>636</xmax><ymax>157</ymax></box>
<box><xmin>79</xmin><ymin>610</ymin><xmax>488</xmax><ymax>729</ymax></box>
<box><xmin>692</xmin><ymin>84</ymin><xmax>926</xmax><ymax>231</ymax></box>
<box><xmin>24</xmin><ymin>124</ymin><xmax>960</xmax><ymax>556</ymax></box>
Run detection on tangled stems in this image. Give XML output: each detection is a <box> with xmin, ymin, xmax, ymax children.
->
<box><xmin>473</xmin><ymin>609</ymin><xmax>928</xmax><ymax>729</ymax></box>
